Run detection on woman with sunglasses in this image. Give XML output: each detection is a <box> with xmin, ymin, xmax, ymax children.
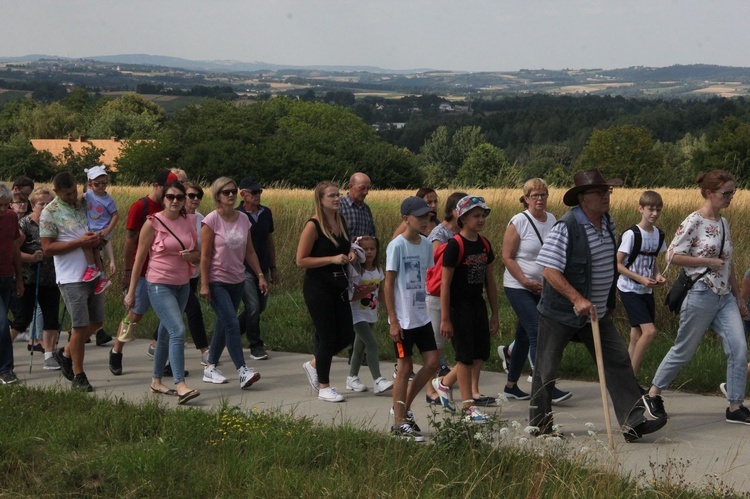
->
<box><xmin>200</xmin><ymin>177</ymin><xmax>267</xmax><ymax>390</ymax></box>
<box><xmin>124</xmin><ymin>180</ymin><xmax>201</xmax><ymax>404</ymax></box>
<box><xmin>648</xmin><ymin>170</ymin><xmax>750</xmax><ymax>425</ymax></box>
<box><xmin>500</xmin><ymin>178</ymin><xmax>571</xmax><ymax>403</ymax></box>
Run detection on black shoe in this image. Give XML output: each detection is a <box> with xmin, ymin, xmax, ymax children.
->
<box><xmin>109</xmin><ymin>349</ymin><xmax>123</xmax><ymax>376</ymax></box>
<box><xmin>473</xmin><ymin>395</ymin><xmax>497</xmax><ymax>406</ymax></box>
<box><xmin>27</xmin><ymin>343</ymin><xmax>44</xmax><ymax>353</ymax></box>
<box><xmin>623</xmin><ymin>417</ymin><xmax>667</xmax><ymax>442</ymax></box>
<box><xmin>162</xmin><ymin>363</ymin><xmax>189</xmax><ymax>378</ymax></box>
<box><xmin>551</xmin><ymin>387</ymin><xmax>572</xmax><ymax>404</ymax></box>
<box><xmin>438</xmin><ymin>364</ymin><xmax>451</xmax><ymax>377</ymax></box>
<box><xmin>72</xmin><ymin>372</ymin><xmax>93</xmax><ymax>392</ymax></box>
<box><xmin>249</xmin><ymin>347</ymin><xmax>269</xmax><ymax>361</ymax></box>
<box><xmin>0</xmin><ymin>371</ymin><xmax>19</xmax><ymax>385</ymax></box>
<box><xmin>641</xmin><ymin>394</ymin><xmax>667</xmax><ymax>420</ymax></box>
<box><xmin>53</xmin><ymin>348</ymin><xmax>74</xmax><ymax>381</ymax></box>
<box><xmin>95</xmin><ymin>328</ymin><xmax>112</xmax><ymax>346</ymax></box>
<box><xmin>726</xmin><ymin>405</ymin><xmax>750</xmax><ymax>425</ymax></box>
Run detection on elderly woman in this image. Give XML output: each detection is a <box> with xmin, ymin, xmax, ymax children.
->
<box><xmin>10</xmin><ymin>188</ymin><xmax>61</xmax><ymax>370</ymax></box>
<box><xmin>648</xmin><ymin>170</ymin><xmax>750</xmax><ymax>424</ymax></box>
<box><xmin>500</xmin><ymin>178</ymin><xmax>571</xmax><ymax>403</ymax></box>
<box><xmin>200</xmin><ymin>177</ymin><xmax>267</xmax><ymax>390</ymax></box>
<box><xmin>125</xmin><ymin>181</ymin><xmax>201</xmax><ymax>404</ymax></box>
<box><xmin>0</xmin><ymin>184</ymin><xmax>24</xmax><ymax>385</ymax></box>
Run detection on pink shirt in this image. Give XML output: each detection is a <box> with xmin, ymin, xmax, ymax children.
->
<box><xmin>146</xmin><ymin>213</ymin><xmax>198</xmax><ymax>285</ymax></box>
<box><xmin>202</xmin><ymin>210</ymin><xmax>251</xmax><ymax>284</ymax></box>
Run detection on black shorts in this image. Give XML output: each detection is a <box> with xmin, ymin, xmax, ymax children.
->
<box><xmin>449</xmin><ymin>299</ymin><xmax>490</xmax><ymax>365</ymax></box>
<box><xmin>619</xmin><ymin>290</ymin><xmax>656</xmax><ymax>327</ymax></box>
<box><xmin>393</xmin><ymin>322</ymin><xmax>437</xmax><ymax>359</ymax></box>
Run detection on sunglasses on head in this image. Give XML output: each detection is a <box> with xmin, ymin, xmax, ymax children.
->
<box><xmin>220</xmin><ymin>188</ymin><xmax>238</xmax><ymax>197</ymax></box>
<box><xmin>187</xmin><ymin>192</ymin><xmax>203</xmax><ymax>200</ymax></box>
<box><xmin>164</xmin><ymin>194</ymin><xmax>185</xmax><ymax>201</ymax></box>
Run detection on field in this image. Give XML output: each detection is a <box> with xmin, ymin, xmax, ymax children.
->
<box><xmin>34</xmin><ymin>183</ymin><xmax>740</xmax><ymax>395</ymax></box>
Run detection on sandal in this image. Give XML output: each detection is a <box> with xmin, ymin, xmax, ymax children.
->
<box><xmin>150</xmin><ymin>386</ymin><xmax>178</xmax><ymax>396</ymax></box>
<box><xmin>178</xmin><ymin>389</ymin><xmax>200</xmax><ymax>405</ymax></box>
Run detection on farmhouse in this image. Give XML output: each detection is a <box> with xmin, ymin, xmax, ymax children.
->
<box><xmin>29</xmin><ymin>137</ymin><xmax>128</xmax><ymax>169</ymax></box>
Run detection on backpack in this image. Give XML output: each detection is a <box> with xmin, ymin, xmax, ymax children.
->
<box><xmin>619</xmin><ymin>224</ymin><xmax>665</xmax><ymax>269</ymax></box>
<box><xmin>425</xmin><ymin>234</ymin><xmax>490</xmax><ymax>296</ymax></box>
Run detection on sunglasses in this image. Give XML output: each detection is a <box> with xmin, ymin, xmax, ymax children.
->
<box><xmin>250</xmin><ymin>189</ymin><xmax>263</xmax><ymax>195</ymax></box>
<box><xmin>187</xmin><ymin>192</ymin><xmax>203</xmax><ymax>200</ymax></box>
<box><xmin>584</xmin><ymin>187</ymin><xmax>613</xmax><ymax>196</ymax></box>
<box><xmin>220</xmin><ymin>188</ymin><xmax>238</xmax><ymax>197</ymax></box>
<box><xmin>164</xmin><ymin>194</ymin><xmax>186</xmax><ymax>201</ymax></box>
<box><xmin>324</xmin><ymin>192</ymin><xmax>341</xmax><ymax>198</ymax></box>
<box><xmin>715</xmin><ymin>188</ymin><xmax>736</xmax><ymax>198</ymax></box>
<box><xmin>92</xmin><ymin>180</ymin><xmax>108</xmax><ymax>187</ymax></box>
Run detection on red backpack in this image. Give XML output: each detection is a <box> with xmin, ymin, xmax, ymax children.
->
<box><xmin>425</xmin><ymin>234</ymin><xmax>490</xmax><ymax>296</ymax></box>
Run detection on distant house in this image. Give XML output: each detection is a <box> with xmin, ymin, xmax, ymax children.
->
<box><xmin>29</xmin><ymin>137</ymin><xmax>129</xmax><ymax>171</ymax></box>
<box><xmin>438</xmin><ymin>103</ymin><xmax>454</xmax><ymax>112</ymax></box>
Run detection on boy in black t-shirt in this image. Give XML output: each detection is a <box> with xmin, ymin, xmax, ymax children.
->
<box><xmin>440</xmin><ymin>196</ymin><xmax>499</xmax><ymax>424</ymax></box>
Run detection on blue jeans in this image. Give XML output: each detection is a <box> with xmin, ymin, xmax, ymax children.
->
<box><xmin>0</xmin><ymin>277</ymin><xmax>14</xmax><ymax>374</ymax></box>
<box><xmin>652</xmin><ymin>281</ymin><xmax>748</xmax><ymax>404</ymax></box>
<box><xmin>207</xmin><ymin>282</ymin><xmax>246</xmax><ymax>370</ymax></box>
<box><xmin>148</xmin><ymin>282</ymin><xmax>190</xmax><ymax>383</ymax></box>
<box><xmin>239</xmin><ymin>270</ymin><xmax>268</xmax><ymax>350</ymax></box>
<box><xmin>504</xmin><ymin>287</ymin><xmax>540</xmax><ymax>383</ymax></box>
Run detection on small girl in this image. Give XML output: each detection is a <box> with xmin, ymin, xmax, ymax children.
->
<box><xmin>82</xmin><ymin>166</ymin><xmax>119</xmax><ymax>295</ymax></box>
<box><xmin>346</xmin><ymin>236</ymin><xmax>394</xmax><ymax>395</ymax></box>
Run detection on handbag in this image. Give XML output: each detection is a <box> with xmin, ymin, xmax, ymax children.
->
<box><xmin>663</xmin><ymin>220</ymin><xmax>724</xmax><ymax>315</ymax></box>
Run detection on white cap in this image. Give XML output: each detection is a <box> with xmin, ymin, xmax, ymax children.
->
<box><xmin>85</xmin><ymin>165</ymin><xmax>108</xmax><ymax>180</ymax></box>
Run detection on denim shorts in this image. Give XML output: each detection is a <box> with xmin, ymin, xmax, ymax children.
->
<box><xmin>58</xmin><ymin>281</ymin><xmax>104</xmax><ymax>328</ymax></box>
<box><xmin>130</xmin><ymin>276</ymin><xmax>151</xmax><ymax>315</ymax></box>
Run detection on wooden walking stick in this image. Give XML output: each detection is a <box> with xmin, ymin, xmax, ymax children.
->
<box><xmin>591</xmin><ymin>311</ymin><xmax>615</xmax><ymax>450</ymax></box>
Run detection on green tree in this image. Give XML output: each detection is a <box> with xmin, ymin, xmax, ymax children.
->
<box><xmin>419</xmin><ymin>125</ymin><xmax>486</xmax><ymax>187</ymax></box>
<box><xmin>692</xmin><ymin>117</ymin><xmax>750</xmax><ymax>187</ymax></box>
<box><xmin>14</xmin><ymin>102</ymin><xmax>82</xmax><ymax>139</ymax></box>
<box><xmin>57</xmin><ymin>144</ymin><xmax>105</xmax><ymax>182</ymax></box>
<box><xmin>456</xmin><ymin>143</ymin><xmax>513</xmax><ymax>187</ymax></box>
<box><xmin>114</xmin><ymin>133</ymin><xmax>177</xmax><ymax>184</ymax></box>
<box><xmin>87</xmin><ymin>94</ymin><xmax>165</xmax><ymax>139</ymax></box>
<box><xmin>0</xmin><ymin>137</ymin><xmax>57</xmax><ymax>181</ymax></box>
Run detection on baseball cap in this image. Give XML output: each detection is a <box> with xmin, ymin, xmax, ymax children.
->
<box><xmin>456</xmin><ymin>196</ymin><xmax>491</xmax><ymax>219</ymax></box>
<box><xmin>401</xmin><ymin>196</ymin><xmax>435</xmax><ymax>217</ymax></box>
<box><xmin>239</xmin><ymin>178</ymin><xmax>263</xmax><ymax>191</ymax></box>
<box><xmin>85</xmin><ymin>165</ymin><xmax>108</xmax><ymax>180</ymax></box>
<box><xmin>154</xmin><ymin>170</ymin><xmax>179</xmax><ymax>186</ymax></box>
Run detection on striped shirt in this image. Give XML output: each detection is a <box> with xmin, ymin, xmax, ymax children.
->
<box><xmin>340</xmin><ymin>195</ymin><xmax>376</xmax><ymax>238</ymax></box>
<box><xmin>537</xmin><ymin>207</ymin><xmax>616</xmax><ymax>319</ymax></box>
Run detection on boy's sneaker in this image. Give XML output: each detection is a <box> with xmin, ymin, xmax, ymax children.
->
<box><xmin>239</xmin><ymin>366</ymin><xmax>260</xmax><ymax>389</ymax></box>
<box><xmin>95</xmin><ymin>328</ymin><xmax>112</xmax><ymax>346</ymax></box>
<box><xmin>43</xmin><ymin>356</ymin><xmax>61</xmax><ymax>370</ymax></box>
<box><xmin>249</xmin><ymin>347</ymin><xmax>269</xmax><ymax>361</ymax></box>
<box><xmin>346</xmin><ymin>376</ymin><xmax>367</xmax><ymax>392</ymax></box>
<box><xmin>431</xmin><ymin>378</ymin><xmax>456</xmax><ymax>412</ymax></box>
<box><xmin>373</xmin><ymin>377</ymin><xmax>394</xmax><ymax>394</ymax></box>
<box><xmin>464</xmin><ymin>406</ymin><xmax>489</xmax><ymax>424</ymax></box>
<box><xmin>392</xmin><ymin>364</ymin><xmax>414</xmax><ymax>381</ymax></box>
<box><xmin>0</xmin><ymin>371</ymin><xmax>19</xmax><ymax>385</ymax></box>
<box><xmin>498</xmin><ymin>345</ymin><xmax>511</xmax><ymax>373</ymax></box>
<box><xmin>318</xmin><ymin>386</ymin><xmax>344</xmax><ymax>402</ymax></box>
<box><xmin>146</xmin><ymin>344</ymin><xmax>155</xmax><ymax>359</ymax></box>
<box><xmin>109</xmin><ymin>349</ymin><xmax>123</xmax><ymax>376</ymax></box>
<box><xmin>203</xmin><ymin>365</ymin><xmax>228</xmax><ymax>384</ymax></box>
<box><xmin>504</xmin><ymin>384</ymin><xmax>530</xmax><ymax>400</ymax></box>
<box><xmin>392</xmin><ymin>423</ymin><xmax>425</xmax><ymax>442</ymax></box>
<box><xmin>720</xmin><ymin>382</ymin><xmax>728</xmax><ymax>397</ymax></box>
<box><xmin>389</xmin><ymin>407</ymin><xmax>421</xmax><ymax>432</ymax></box>
<box><xmin>725</xmin><ymin>405</ymin><xmax>750</xmax><ymax>425</ymax></box>
<box><xmin>53</xmin><ymin>348</ymin><xmax>74</xmax><ymax>381</ymax></box>
<box><xmin>641</xmin><ymin>394</ymin><xmax>667</xmax><ymax>420</ymax></box>
<box><xmin>200</xmin><ymin>350</ymin><xmax>210</xmax><ymax>366</ymax></box>
<box><xmin>94</xmin><ymin>278</ymin><xmax>111</xmax><ymax>295</ymax></box>
<box><xmin>552</xmin><ymin>387</ymin><xmax>572</xmax><ymax>404</ymax></box>
<box><xmin>303</xmin><ymin>361</ymin><xmax>319</xmax><ymax>393</ymax></box>
<box><xmin>81</xmin><ymin>267</ymin><xmax>101</xmax><ymax>282</ymax></box>
<box><xmin>71</xmin><ymin>372</ymin><xmax>93</xmax><ymax>392</ymax></box>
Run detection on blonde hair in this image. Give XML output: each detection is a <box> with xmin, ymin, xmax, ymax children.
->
<box><xmin>29</xmin><ymin>187</ymin><xmax>53</xmax><ymax>205</ymax></box>
<box><xmin>210</xmin><ymin>177</ymin><xmax>236</xmax><ymax>207</ymax></box>
<box><xmin>523</xmin><ymin>178</ymin><xmax>548</xmax><ymax>197</ymax></box>
<box><xmin>170</xmin><ymin>168</ymin><xmax>188</xmax><ymax>182</ymax></box>
<box><xmin>313</xmin><ymin>181</ymin><xmax>348</xmax><ymax>247</ymax></box>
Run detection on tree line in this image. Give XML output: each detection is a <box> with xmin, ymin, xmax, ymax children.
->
<box><xmin>1</xmin><ymin>88</ymin><xmax>750</xmax><ymax>188</ymax></box>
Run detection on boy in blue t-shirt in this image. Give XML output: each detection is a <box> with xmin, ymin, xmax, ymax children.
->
<box><xmin>616</xmin><ymin>190</ymin><xmax>666</xmax><ymax>375</ymax></box>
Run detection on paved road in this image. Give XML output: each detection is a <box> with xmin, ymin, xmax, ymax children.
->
<box><xmin>11</xmin><ymin>339</ymin><xmax>750</xmax><ymax>494</ymax></box>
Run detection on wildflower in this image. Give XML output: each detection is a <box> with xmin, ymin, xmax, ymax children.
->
<box><xmin>499</xmin><ymin>427</ymin><xmax>510</xmax><ymax>438</ymax></box>
<box><xmin>511</xmin><ymin>420</ymin><xmax>522</xmax><ymax>430</ymax></box>
<box><xmin>524</xmin><ymin>425</ymin><xmax>539</xmax><ymax>435</ymax></box>
<box><xmin>585</xmin><ymin>422</ymin><xmax>596</xmax><ymax>430</ymax></box>
<box><xmin>518</xmin><ymin>437</ymin><xmax>528</xmax><ymax>445</ymax></box>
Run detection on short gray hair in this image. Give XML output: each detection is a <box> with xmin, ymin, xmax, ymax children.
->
<box><xmin>0</xmin><ymin>183</ymin><xmax>12</xmax><ymax>203</ymax></box>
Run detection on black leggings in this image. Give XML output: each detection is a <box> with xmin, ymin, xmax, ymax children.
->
<box><xmin>303</xmin><ymin>278</ymin><xmax>354</xmax><ymax>385</ymax></box>
<box><xmin>152</xmin><ymin>277</ymin><xmax>208</xmax><ymax>350</ymax></box>
<box><xmin>11</xmin><ymin>283</ymin><xmax>61</xmax><ymax>332</ymax></box>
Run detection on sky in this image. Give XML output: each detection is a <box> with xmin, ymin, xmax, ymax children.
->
<box><xmin>3</xmin><ymin>0</ymin><xmax>750</xmax><ymax>72</ymax></box>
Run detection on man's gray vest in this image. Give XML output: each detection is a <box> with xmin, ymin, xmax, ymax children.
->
<box><xmin>537</xmin><ymin>208</ymin><xmax>618</xmax><ymax>327</ymax></box>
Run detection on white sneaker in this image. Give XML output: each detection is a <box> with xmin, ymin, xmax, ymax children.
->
<box><xmin>239</xmin><ymin>366</ymin><xmax>260</xmax><ymax>389</ymax></box>
<box><xmin>464</xmin><ymin>405</ymin><xmax>489</xmax><ymax>424</ymax></box>
<box><xmin>346</xmin><ymin>376</ymin><xmax>367</xmax><ymax>392</ymax></box>
<box><xmin>202</xmin><ymin>365</ymin><xmax>227</xmax><ymax>384</ymax></box>
<box><xmin>318</xmin><ymin>386</ymin><xmax>344</xmax><ymax>402</ymax></box>
<box><xmin>303</xmin><ymin>361</ymin><xmax>319</xmax><ymax>393</ymax></box>
<box><xmin>373</xmin><ymin>376</ymin><xmax>394</xmax><ymax>394</ymax></box>
<box><xmin>720</xmin><ymin>382</ymin><xmax>728</xmax><ymax>397</ymax></box>
<box><xmin>200</xmin><ymin>350</ymin><xmax>210</xmax><ymax>366</ymax></box>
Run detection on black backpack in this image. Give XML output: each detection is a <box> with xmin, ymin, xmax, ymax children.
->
<box><xmin>619</xmin><ymin>224</ymin><xmax>665</xmax><ymax>269</ymax></box>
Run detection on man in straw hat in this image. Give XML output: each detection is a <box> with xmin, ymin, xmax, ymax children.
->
<box><xmin>530</xmin><ymin>168</ymin><xmax>668</xmax><ymax>442</ymax></box>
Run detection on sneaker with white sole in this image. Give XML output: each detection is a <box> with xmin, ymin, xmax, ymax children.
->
<box><xmin>346</xmin><ymin>376</ymin><xmax>367</xmax><ymax>392</ymax></box>
<box><xmin>94</xmin><ymin>278</ymin><xmax>111</xmax><ymax>295</ymax></box>
<box><xmin>81</xmin><ymin>267</ymin><xmax>100</xmax><ymax>282</ymax></box>
<box><xmin>318</xmin><ymin>386</ymin><xmax>344</xmax><ymax>402</ymax></box>
<box><xmin>373</xmin><ymin>377</ymin><xmax>394</xmax><ymax>394</ymax></box>
<box><xmin>504</xmin><ymin>384</ymin><xmax>530</xmax><ymax>400</ymax></box>
<box><xmin>303</xmin><ymin>361</ymin><xmax>319</xmax><ymax>393</ymax></box>
<box><xmin>551</xmin><ymin>387</ymin><xmax>572</xmax><ymax>404</ymax></box>
<box><xmin>497</xmin><ymin>345</ymin><xmax>511</xmax><ymax>373</ymax></box>
<box><xmin>720</xmin><ymin>382</ymin><xmax>728</xmax><ymax>397</ymax></box>
<box><xmin>641</xmin><ymin>394</ymin><xmax>667</xmax><ymax>420</ymax></box>
<box><xmin>239</xmin><ymin>366</ymin><xmax>260</xmax><ymax>389</ymax></box>
<box><xmin>464</xmin><ymin>405</ymin><xmax>489</xmax><ymax>424</ymax></box>
<box><xmin>203</xmin><ymin>365</ymin><xmax>227</xmax><ymax>384</ymax></box>
<box><xmin>43</xmin><ymin>356</ymin><xmax>61</xmax><ymax>370</ymax></box>
<box><xmin>389</xmin><ymin>407</ymin><xmax>421</xmax><ymax>432</ymax></box>
<box><xmin>431</xmin><ymin>377</ymin><xmax>456</xmax><ymax>412</ymax></box>
<box><xmin>392</xmin><ymin>423</ymin><xmax>425</xmax><ymax>442</ymax></box>
<box><xmin>726</xmin><ymin>405</ymin><xmax>750</xmax><ymax>425</ymax></box>
<box><xmin>200</xmin><ymin>350</ymin><xmax>210</xmax><ymax>366</ymax></box>
<box><xmin>146</xmin><ymin>344</ymin><xmax>155</xmax><ymax>359</ymax></box>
